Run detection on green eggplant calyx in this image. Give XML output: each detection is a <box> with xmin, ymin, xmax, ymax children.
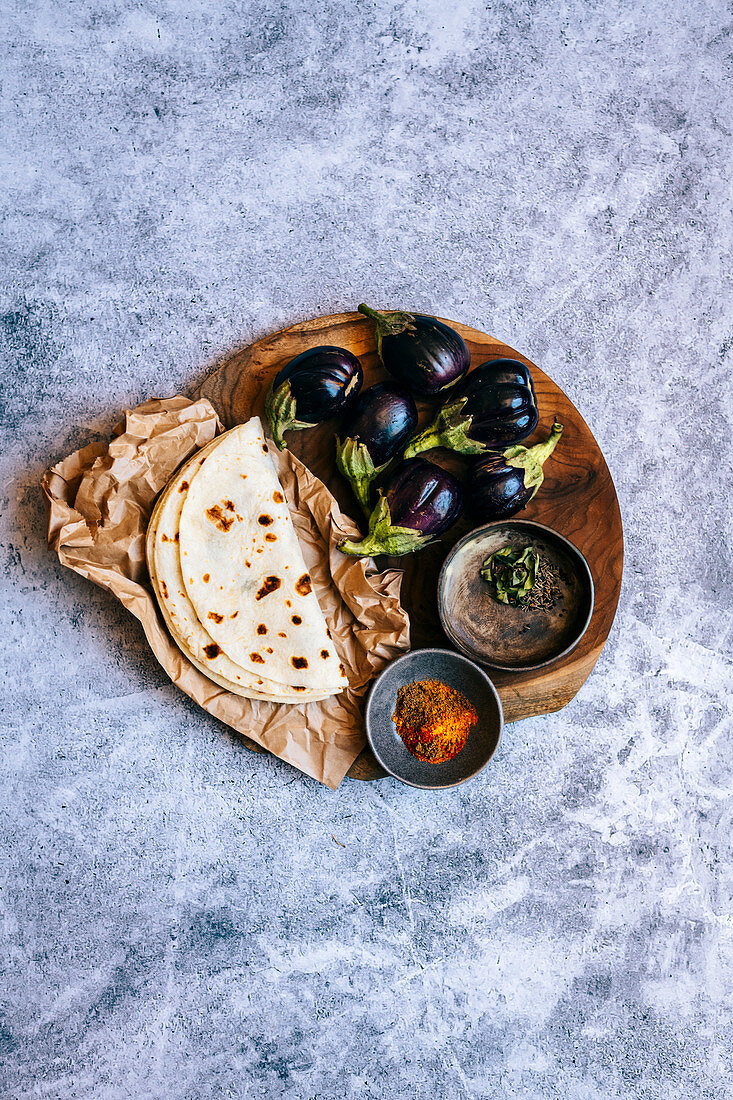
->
<box><xmin>480</xmin><ymin>545</ymin><xmax>539</xmax><ymax>606</ymax></box>
<box><xmin>504</xmin><ymin>419</ymin><xmax>563</xmax><ymax>501</ymax></box>
<box><xmin>337</xmin><ymin>493</ymin><xmax>434</xmax><ymax>558</ymax></box>
<box><xmin>357</xmin><ymin>303</ymin><xmax>416</xmax><ymax>361</ymax></box>
<box><xmin>264</xmin><ymin>378</ymin><xmax>313</xmax><ymax>451</ymax></box>
<box><xmin>335</xmin><ymin>436</ymin><xmax>389</xmax><ymax>517</ymax></box>
<box><xmin>403</xmin><ymin>398</ymin><xmax>484</xmax><ymax>458</ymax></box>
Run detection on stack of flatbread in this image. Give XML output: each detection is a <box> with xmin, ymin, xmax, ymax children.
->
<box><xmin>146</xmin><ymin>416</ymin><xmax>348</xmax><ymax>704</ymax></box>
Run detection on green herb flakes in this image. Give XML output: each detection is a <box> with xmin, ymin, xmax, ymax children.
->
<box><xmin>480</xmin><ymin>545</ymin><xmax>539</xmax><ymax>607</ymax></box>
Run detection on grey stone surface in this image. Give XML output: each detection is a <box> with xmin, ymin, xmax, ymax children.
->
<box><xmin>1</xmin><ymin>0</ymin><xmax>731</xmax><ymax>1096</ymax></box>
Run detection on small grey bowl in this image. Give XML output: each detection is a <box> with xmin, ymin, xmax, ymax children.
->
<box><xmin>365</xmin><ymin>648</ymin><xmax>503</xmax><ymax>789</ymax></box>
<box><xmin>438</xmin><ymin>520</ymin><xmax>594</xmax><ymax>672</ymax></box>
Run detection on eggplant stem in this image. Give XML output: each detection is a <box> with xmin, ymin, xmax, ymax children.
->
<box><xmin>264</xmin><ymin>378</ymin><xmax>313</xmax><ymax>451</ymax></box>
<box><xmin>335</xmin><ymin>436</ymin><xmax>387</xmax><ymax>517</ymax></box>
<box><xmin>356</xmin><ymin>304</ymin><xmax>384</xmax><ymax>323</ymax></box>
<box><xmin>264</xmin><ymin>379</ymin><xmax>289</xmax><ymax>450</ymax></box>
<box><xmin>403</xmin><ymin>398</ymin><xmax>484</xmax><ymax>458</ymax></box>
<box><xmin>338</xmin><ymin>530</ymin><xmax>435</xmax><ymax>557</ymax></box>
<box><xmin>403</xmin><ymin>430</ymin><xmax>438</xmax><ymax>460</ymax></box>
<box><xmin>504</xmin><ymin>419</ymin><xmax>564</xmax><ymax>501</ymax></box>
<box><xmin>528</xmin><ymin>419</ymin><xmax>563</xmax><ymax>465</ymax></box>
<box><xmin>357</xmin><ymin>303</ymin><xmax>415</xmax><ymax>360</ymax></box>
<box><xmin>337</xmin><ymin>493</ymin><xmax>434</xmax><ymax>558</ymax></box>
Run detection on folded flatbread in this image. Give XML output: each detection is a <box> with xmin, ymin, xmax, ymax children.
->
<box><xmin>146</xmin><ymin>418</ymin><xmax>347</xmax><ymax>702</ymax></box>
<box><xmin>179</xmin><ymin>418</ymin><xmax>347</xmax><ymax>691</ymax></box>
<box><xmin>148</xmin><ymin>445</ymin><xmax>328</xmax><ymax>702</ymax></box>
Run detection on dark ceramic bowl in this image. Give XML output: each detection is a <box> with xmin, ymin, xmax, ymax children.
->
<box><xmin>365</xmin><ymin>648</ymin><xmax>503</xmax><ymax>789</ymax></box>
<box><xmin>438</xmin><ymin>520</ymin><xmax>594</xmax><ymax>672</ymax></box>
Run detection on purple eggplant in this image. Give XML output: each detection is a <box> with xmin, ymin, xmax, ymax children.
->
<box><xmin>358</xmin><ymin>304</ymin><xmax>470</xmax><ymax>396</ymax></box>
<box><xmin>338</xmin><ymin>458</ymin><xmax>463</xmax><ymax>557</ymax></box>
<box><xmin>470</xmin><ymin>420</ymin><xmax>563</xmax><ymax>521</ymax></box>
<box><xmin>265</xmin><ymin>346</ymin><xmax>363</xmax><ymax>450</ymax></box>
<box><xmin>335</xmin><ymin>383</ymin><xmax>418</xmax><ymax>515</ymax></box>
<box><xmin>404</xmin><ymin>359</ymin><xmax>539</xmax><ymax>459</ymax></box>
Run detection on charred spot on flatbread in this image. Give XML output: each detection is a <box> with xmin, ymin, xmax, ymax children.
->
<box><xmin>262</xmin><ymin>443</ymin><xmax>268</xmax><ymax>453</ymax></box>
<box><xmin>256</xmin><ymin>576</ymin><xmax>281</xmax><ymax>600</ymax></box>
<box><xmin>257</xmin><ymin>624</ymin><xmax>268</xmax><ymax>635</ymax></box>
<box><xmin>179</xmin><ymin>481</ymin><xmax>189</xmax><ymax>492</ymax></box>
<box><xmin>320</xmin><ymin>649</ymin><xmax>329</xmax><ymax>659</ymax></box>
<box><xmin>339</xmin><ymin>663</ymin><xmax>346</xmax><ymax>676</ymax></box>
<box><xmin>278</xmin><ymin>632</ymin><xmax>287</xmax><ymax>638</ymax></box>
<box><xmin>161</xmin><ymin>533</ymin><xmax>171</xmax><ymax>542</ymax></box>
<box><xmin>258</xmin><ymin>514</ymin><xmax>273</xmax><ymax>526</ymax></box>
<box><xmin>224</xmin><ymin>500</ymin><xmax>235</xmax><ymax>511</ymax></box>
<box><xmin>295</xmin><ymin>573</ymin><xmax>312</xmax><ymax>596</ymax></box>
<box><xmin>230</xmin><ymin>611</ymin><xmax>238</xmax><ymax>618</ymax></box>
<box><xmin>160</xmin><ymin>580</ymin><xmax>168</xmax><ymax>598</ymax></box>
<box><xmin>204</xmin><ymin>643</ymin><xmax>221</xmax><ymax>659</ymax></box>
<box><xmin>291</xmin><ymin>656</ymin><xmax>308</xmax><ymax>670</ymax></box>
<box><xmin>250</xmin><ymin>653</ymin><xmax>265</xmax><ymax>664</ymax></box>
<box><xmin>208</xmin><ymin>612</ymin><xmax>224</xmax><ymax>624</ymax></box>
<box><xmin>205</xmin><ymin>504</ymin><xmax>235</xmax><ymax>532</ymax></box>
<box><xmin>203</xmin><ymin>573</ymin><xmax>210</xmax><ymax>583</ymax></box>
<box><xmin>293</xmin><ymin>686</ymin><xmax>305</xmax><ymax>692</ymax></box>
<box><xmin>325</xmin><ymin>628</ymin><xmax>332</xmax><ymax>639</ymax></box>
<box><xmin>285</xmin><ymin>599</ymin><xmax>292</xmax><ymax>607</ymax></box>
<box><xmin>265</xmin><ymin>533</ymin><xmax>277</xmax><ymax>542</ymax></box>
<box><xmin>273</xmin><ymin>491</ymin><xmax>284</xmax><ymax>503</ymax></box>
<box><xmin>291</xmin><ymin>614</ymin><xmax>302</xmax><ymax>625</ymax></box>
<box><xmin>266</xmin><ymin>647</ymin><xmax>273</xmax><ymax>654</ymax></box>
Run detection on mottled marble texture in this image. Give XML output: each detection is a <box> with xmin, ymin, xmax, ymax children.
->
<box><xmin>1</xmin><ymin>1</ymin><xmax>731</xmax><ymax>1096</ymax></box>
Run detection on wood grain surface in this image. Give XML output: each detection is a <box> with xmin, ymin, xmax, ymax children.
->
<box><xmin>199</xmin><ymin>311</ymin><xmax>623</xmax><ymax>781</ymax></box>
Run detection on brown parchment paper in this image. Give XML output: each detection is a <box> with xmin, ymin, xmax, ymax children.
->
<box><xmin>42</xmin><ymin>396</ymin><xmax>410</xmax><ymax>789</ymax></box>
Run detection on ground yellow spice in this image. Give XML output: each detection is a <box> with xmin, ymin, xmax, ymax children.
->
<box><xmin>392</xmin><ymin>678</ymin><xmax>477</xmax><ymax>764</ymax></box>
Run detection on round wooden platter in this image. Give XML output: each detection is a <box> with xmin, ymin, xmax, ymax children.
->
<box><xmin>199</xmin><ymin>311</ymin><xmax>623</xmax><ymax>781</ymax></box>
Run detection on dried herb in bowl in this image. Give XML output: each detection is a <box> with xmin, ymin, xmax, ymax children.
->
<box><xmin>480</xmin><ymin>545</ymin><xmax>539</xmax><ymax>607</ymax></box>
<box><xmin>523</xmin><ymin>556</ymin><xmax>562</xmax><ymax>612</ymax></box>
<box><xmin>480</xmin><ymin>545</ymin><xmax>563</xmax><ymax>611</ymax></box>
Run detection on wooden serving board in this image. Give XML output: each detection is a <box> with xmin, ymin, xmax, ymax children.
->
<box><xmin>199</xmin><ymin>311</ymin><xmax>623</xmax><ymax>781</ymax></box>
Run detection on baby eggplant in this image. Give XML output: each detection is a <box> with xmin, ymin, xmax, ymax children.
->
<box><xmin>338</xmin><ymin>458</ymin><xmax>463</xmax><ymax>558</ymax></box>
<box><xmin>335</xmin><ymin>383</ymin><xmax>418</xmax><ymax>515</ymax></box>
<box><xmin>265</xmin><ymin>346</ymin><xmax>363</xmax><ymax>450</ymax></box>
<box><xmin>358</xmin><ymin>303</ymin><xmax>470</xmax><ymax>396</ymax></box>
<box><xmin>404</xmin><ymin>359</ymin><xmax>539</xmax><ymax>458</ymax></box>
<box><xmin>470</xmin><ymin>420</ymin><xmax>563</xmax><ymax>522</ymax></box>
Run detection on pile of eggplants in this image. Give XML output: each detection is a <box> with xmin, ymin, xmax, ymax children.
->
<box><xmin>264</xmin><ymin>305</ymin><xmax>563</xmax><ymax>557</ymax></box>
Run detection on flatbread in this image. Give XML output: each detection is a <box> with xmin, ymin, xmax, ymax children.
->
<box><xmin>146</xmin><ymin>446</ymin><xmax>330</xmax><ymax>703</ymax></box>
<box><xmin>179</xmin><ymin>419</ymin><xmax>348</xmax><ymax>692</ymax></box>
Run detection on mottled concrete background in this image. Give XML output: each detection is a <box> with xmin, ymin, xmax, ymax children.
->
<box><xmin>1</xmin><ymin>1</ymin><xmax>731</xmax><ymax>1097</ymax></box>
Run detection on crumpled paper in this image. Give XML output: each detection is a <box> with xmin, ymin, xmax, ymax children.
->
<box><xmin>42</xmin><ymin>396</ymin><xmax>410</xmax><ymax>789</ymax></box>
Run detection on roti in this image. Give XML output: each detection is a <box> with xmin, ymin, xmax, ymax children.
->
<box><xmin>178</xmin><ymin>419</ymin><xmax>347</xmax><ymax>692</ymax></box>
<box><xmin>146</xmin><ymin>446</ymin><xmax>331</xmax><ymax>703</ymax></box>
